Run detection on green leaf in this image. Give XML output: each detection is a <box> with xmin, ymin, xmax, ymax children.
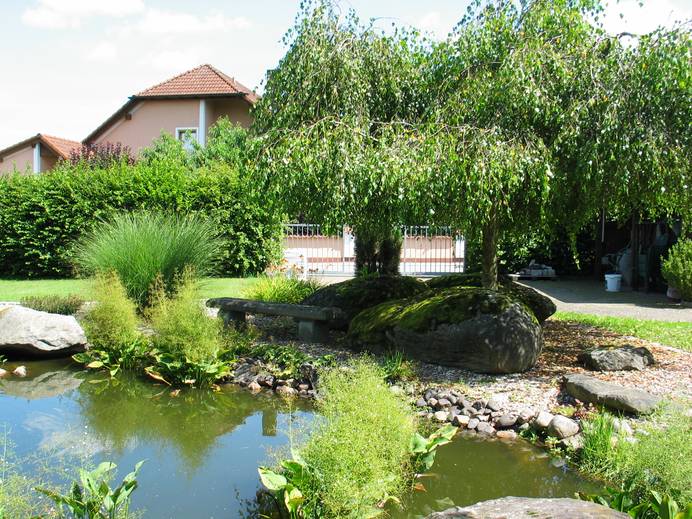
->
<box><xmin>258</xmin><ymin>467</ymin><xmax>287</xmax><ymax>492</ymax></box>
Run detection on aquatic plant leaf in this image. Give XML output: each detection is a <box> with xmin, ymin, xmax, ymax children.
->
<box><xmin>258</xmin><ymin>467</ymin><xmax>287</xmax><ymax>491</ymax></box>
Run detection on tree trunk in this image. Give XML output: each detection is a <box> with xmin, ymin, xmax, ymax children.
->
<box><xmin>481</xmin><ymin>208</ymin><xmax>499</xmax><ymax>290</ymax></box>
<box><xmin>354</xmin><ymin>227</ymin><xmax>402</xmax><ymax>277</ymax></box>
<box><xmin>594</xmin><ymin>209</ymin><xmax>604</xmax><ymax>280</ymax></box>
<box><xmin>631</xmin><ymin>211</ymin><xmax>640</xmax><ymax>291</ymax></box>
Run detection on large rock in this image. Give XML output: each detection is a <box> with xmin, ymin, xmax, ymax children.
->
<box><xmin>348</xmin><ymin>287</ymin><xmax>543</xmax><ymax>373</ymax></box>
<box><xmin>564</xmin><ymin>373</ymin><xmax>661</xmax><ymax>415</ymax></box>
<box><xmin>426</xmin><ymin>274</ymin><xmax>556</xmax><ymax>322</ymax></box>
<box><xmin>426</xmin><ymin>497</ymin><xmax>629</xmax><ymax>518</ymax></box>
<box><xmin>0</xmin><ymin>305</ymin><xmax>87</xmax><ymax>358</ymax></box>
<box><xmin>302</xmin><ymin>275</ymin><xmax>428</xmax><ymax>330</ymax></box>
<box><xmin>579</xmin><ymin>346</ymin><xmax>655</xmax><ymax>371</ymax></box>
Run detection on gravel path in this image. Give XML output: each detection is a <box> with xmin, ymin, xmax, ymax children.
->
<box><xmin>521</xmin><ymin>280</ymin><xmax>692</xmax><ymax>322</ymax></box>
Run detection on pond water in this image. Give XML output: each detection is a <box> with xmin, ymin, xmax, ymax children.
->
<box><xmin>0</xmin><ymin>360</ymin><xmax>595</xmax><ymax>518</ymax></box>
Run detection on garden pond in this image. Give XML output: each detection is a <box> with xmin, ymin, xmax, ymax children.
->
<box><xmin>0</xmin><ymin>360</ymin><xmax>596</xmax><ymax>518</ymax></box>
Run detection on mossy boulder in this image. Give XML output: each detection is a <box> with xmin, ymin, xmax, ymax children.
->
<box><xmin>426</xmin><ymin>274</ymin><xmax>556</xmax><ymax>322</ymax></box>
<box><xmin>348</xmin><ymin>287</ymin><xmax>543</xmax><ymax>374</ymax></box>
<box><xmin>301</xmin><ymin>275</ymin><xmax>429</xmax><ymax>330</ymax></box>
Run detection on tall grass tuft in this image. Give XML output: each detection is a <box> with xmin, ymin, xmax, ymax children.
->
<box><xmin>298</xmin><ymin>358</ymin><xmax>415</xmax><ymax>517</ymax></box>
<box><xmin>75</xmin><ymin>211</ymin><xmax>224</xmax><ymax>308</ymax></box>
<box><xmin>243</xmin><ymin>275</ymin><xmax>322</xmax><ymax>304</ymax></box>
<box><xmin>19</xmin><ymin>294</ymin><xmax>84</xmax><ymax>315</ymax></box>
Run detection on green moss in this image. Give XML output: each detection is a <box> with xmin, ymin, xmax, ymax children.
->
<box><xmin>349</xmin><ymin>287</ymin><xmax>516</xmax><ymax>343</ymax></box>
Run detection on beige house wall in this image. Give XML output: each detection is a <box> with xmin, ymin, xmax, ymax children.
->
<box><xmin>92</xmin><ymin>97</ymin><xmax>253</xmax><ymax>155</ymax></box>
<box><xmin>0</xmin><ymin>146</ymin><xmax>34</xmax><ymax>175</ymax></box>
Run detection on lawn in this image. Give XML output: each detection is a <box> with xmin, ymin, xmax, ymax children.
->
<box><xmin>552</xmin><ymin>311</ymin><xmax>692</xmax><ymax>352</ymax></box>
<box><xmin>0</xmin><ymin>277</ymin><xmax>259</xmax><ymax>301</ymax></box>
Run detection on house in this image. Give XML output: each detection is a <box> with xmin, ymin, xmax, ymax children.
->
<box><xmin>0</xmin><ymin>64</ymin><xmax>257</xmax><ymax>175</ymax></box>
<box><xmin>83</xmin><ymin>64</ymin><xmax>257</xmax><ymax>153</ymax></box>
<box><xmin>0</xmin><ymin>134</ymin><xmax>81</xmax><ymax>175</ymax></box>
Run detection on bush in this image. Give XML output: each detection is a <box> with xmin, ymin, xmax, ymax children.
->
<box><xmin>244</xmin><ymin>275</ymin><xmax>322</xmax><ymax>304</ymax></box>
<box><xmin>297</xmin><ymin>359</ymin><xmax>415</xmax><ymax>517</ymax></box>
<box><xmin>81</xmin><ymin>272</ymin><xmax>141</xmax><ymax>354</ymax></box>
<box><xmin>0</xmin><ymin>134</ymin><xmax>283</xmax><ymax>278</ymax></box>
<box><xmin>75</xmin><ymin>211</ymin><xmax>224</xmax><ymax>308</ymax></box>
<box><xmin>579</xmin><ymin>409</ymin><xmax>692</xmax><ymax>504</ymax></box>
<box><xmin>19</xmin><ymin>294</ymin><xmax>84</xmax><ymax>315</ymax></box>
<box><xmin>68</xmin><ymin>142</ymin><xmax>135</xmax><ymax>168</ymax></box>
<box><xmin>146</xmin><ymin>273</ymin><xmax>228</xmax><ymax>387</ymax></box>
<box><xmin>662</xmin><ymin>239</ymin><xmax>692</xmax><ymax>300</ymax></box>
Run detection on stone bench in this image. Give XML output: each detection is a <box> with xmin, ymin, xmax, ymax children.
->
<box><xmin>206</xmin><ymin>298</ymin><xmax>346</xmax><ymax>343</ymax></box>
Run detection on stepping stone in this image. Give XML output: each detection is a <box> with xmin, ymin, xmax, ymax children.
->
<box><xmin>563</xmin><ymin>373</ymin><xmax>661</xmax><ymax>415</ymax></box>
<box><xmin>578</xmin><ymin>345</ymin><xmax>654</xmax><ymax>371</ymax></box>
<box><xmin>426</xmin><ymin>497</ymin><xmax>629</xmax><ymax>518</ymax></box>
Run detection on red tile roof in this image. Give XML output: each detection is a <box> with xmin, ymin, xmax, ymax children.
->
<box><xmin>137</xmin><ymin>64</ymin><xmax>258</xmax><ymax>102</ymax></box>
<box><xmin>0</xmin><ymin>133</ymin><xmax>80</xmax><ymax>160</ymax></box>
<box><xmin>41</xmin><ymin>134</ymin><xmax>81</xmax><ymax>158</ymax></box>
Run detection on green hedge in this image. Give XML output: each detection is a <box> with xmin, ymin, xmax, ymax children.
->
<box><xmin>0</xmin><ymin>159</ymin><xmax>283</xmax><ymax>278</ymax></box>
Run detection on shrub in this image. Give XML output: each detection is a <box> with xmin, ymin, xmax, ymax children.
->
<box><xmin>68</xmin><ymin>142</ymin><xmax>135</xmax><ymax>168</ymax></box>
<box><xmin>244</xmin><ymin>275</ymin><xmax>322</xmax><ymax>304</ymax></box>
<box><xmin>297</xmin><ymin>359</ymin><xmax>415</xmax><ymax>517</ymax></box>
<box><xmin>80</xmin><ymin>272</ymin><xmax>141</xmax><ymax>354</ymax></box>
<box><xmin>19</xmin><ymin>294</ymin><xmax>84</xmax><ymax>315</ymax></box>
<box><xmin>662</xmin><ymin>240</ymin><xmax>692</xmax><ymax>300</ymax></box>
<box><xmin>75</xmin><ymin>211</ymin><xmax>224</xmax><ymax>308</ymax></box>
<box><xmin>0</xmin><ymin>138</ymin><xmax>283</xmax><ymax>278</ymax></box>
<box><xmin>146</xmin><ymin>273</ymin><xmax>228</xmax><ymax>387</ymax></box>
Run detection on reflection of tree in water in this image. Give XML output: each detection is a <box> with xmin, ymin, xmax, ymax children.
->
<box><xmin>75</xmin><ymin>372</ymin><xmax>311</xmax><ymax>472</ymax></box>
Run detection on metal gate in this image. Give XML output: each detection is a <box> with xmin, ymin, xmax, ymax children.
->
<box><xmin>283</xmin><ymin>224</ymin><xmax>464</xmax><ymax>277</ymax></box>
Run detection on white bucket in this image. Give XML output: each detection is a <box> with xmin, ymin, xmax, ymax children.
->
<box><xmin>605</xmin><ymin>274</ymin><xmax>622</xmax><ymax>292</ymax></box>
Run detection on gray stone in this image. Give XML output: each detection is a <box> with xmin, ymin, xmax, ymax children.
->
<box><xmin>425</xmin><ymin>497</ymin><xmax>629</xmax><ymax>518</ymax></box>
<box><xmin>428</xmin><ymin>397</ymin><xmax>438</xmax><ymax>408</ymax></box>
<box><xmin>486</xmin><ymin>396</ymin><xmax>504</xmax><ymax>411</ymax></box>
<box><xmin>433</xmin><ymin>410</ymin><xmax>450</xmax><ymax>422</ymax></box>
<box><xmin>0</xmin><ymin>305</ymin><xmax>87</xmax><ymax>358</ymax></box>
<box><xmin>477</xmin><ymin>415</ymin><xmax>489</xmax><ymax>422</ymax></box>
<box><xmin>560</xmin><ymin>433</ymin><xmax>584</xmax><ymax>451</ymax></box>
<box><xmin>452</xmin><ymin>414</ymin><xmax>470</xmax><ymax>427</ymax></box>
<box><xmin>276</xmin><ymin>385</ymin><xmax>298</xmax><ymax>396</ymax></box>
<box><xmin>415</xmin><ymin>398</ymin><xmax>428</xmax><ymax>408</ymax></box>
<box><xmin>564</xmin><ymin>373</ymin><xmax>661</xmax><ymax>415</ymax></box>
<box><xmin>467</xmin><ymin>418</ymin><xmax>479</xmax><ymax>430</ymax></box>
<box><xmin>517</xmin><ymin>408</ymin><xmax>536</xmax><ymax>425</ymax></box>
<box><xmin>547</xmin><ymin>415</ymin><xmax>580</xmax><ymax>439</ymax></box>
<box><xmin>476</xmin><ymin>422</ymin><xmax>495</xmax><ymax>436</ymax></box>
<box><xmin>579</xmin><ymin>346</ymin><xmax>655</xmax><ymax>371</ymax></box>
<box><xmin>518</xmin><ymin>423</ymin><xmax>530</xmax><ymax>432</ymax></box>
<box><xmin>348</xmin><ymin>289</ymin><xmax>544</xmax><ymax>374</ymax></box>
<box><xmin>247</xmin><ymin>381</ymin><xmax>262</xmax><ymax>392</ymax></box>
<box><xmin>436</xmin><ymin>398</ymin><xmax>452</xmax><ymax>409</ymax></box>
<box><xmin>534</xmin><ymin>411</ymin><xmax>554</xmax><ymax>429</ymax></box>
<box><xmin>449</xmin><ymin>406</ymin><xmax>461</xmax><ymax>416</ymax></box>
<box><xmin>495</xmin><ymin>414</ymin><xmax>517</xmax><ymax>429</ymax></box>
<box><xmin>299</xmin><ymin>363</ymin><xmax>319</xmax><ymax>389</ymax></box>
<box><xmin>0</xmin><ymin>368</ymin><xmax>7</xmax><ymax>377</ymax></box>
<box><xmin>13</xmin><ymin>365</ymin><xmax>27</xmax><ymax>377</ymax></box>
<box><xmin>613</xmin><ymin>418</ymin><xmax>634</xmax><ymax>437</ymax></box>
<box><xmin>472</xmin><ymin>400</ymin><xmax>486</xmax><ymax>410</ymax></box>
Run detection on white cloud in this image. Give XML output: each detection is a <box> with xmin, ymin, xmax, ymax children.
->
<box><xmin>416</xmin><ymin>11</ymin><xmax>450</xmax><ymax>39</ymax></box>
<box><xmin>86</xmin><ymin>41</ymin><xmax>118</xmax><ymax>62</ymax></box>
<box><xmin>129</xmin><ymin>9</ymin><xmax>252</xmax><ymax>35</ymax></box>
<box><xmin>139</xmin><ymin>49</ymin><xmax>202</xmax><ymax>71</ymax></box>
<box><xmin>22</xmin><ymin>0</ymin><xmax>145</xmax><ymax>29</ymax></box>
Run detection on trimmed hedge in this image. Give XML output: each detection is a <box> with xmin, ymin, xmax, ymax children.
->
<box><xmin>0</xmin><ymin>160</ymin><xmax>283</xmax><ymax>278</ymax></box>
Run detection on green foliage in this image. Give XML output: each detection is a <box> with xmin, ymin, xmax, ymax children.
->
<box><xmin>19</xmin><ymin>294</ymin><xmax>84</xmax><ymax>315</ymax></box>
<box><xmin>248</xmin><ymin>343</ymin><xmax>335</xmax><ymax>379</ymax></box>
<box><xmin>146</xmin><ymin>273</ymin><xmax>228</xmax><ymax>387</ymax></box>
<box><xmin>80</xmin><ymin>272</ymin><xmax>141</xmax><ymax>360</ymax></box>
<box><xmin>579</xmin><ymin>485</ymin><xmax>692</xmax><ymax>519</ymax></box>
<box><xmin>662</xmin><ymin>240</ymin><xmax>692</xmax><ymax>300</ymax></box>
<box><xmin>579</xmin><ymin>409</ymin><xmax>692</xmax><ymax>505</ymax></box>
<box><xmin>260</xmin><ymin>359</ymin><xmax>416</xmax><ymax>518</ymax></box>
<box><xmin>36</xmin><ymin>460</ymin><xmax>144</xmax><ymax>519</ymax></box>
<box><xmin>409</xmin><ymin>424</ymin><xmax>457</xmax><ymax>474</ymax></box>
<box><xmin>0</xmin><ymin>135</ymin><xmax>282</xmax><ymax>279</ymax></box>
<box><xmin>75</xmin><ymin>211</ymin><xmax>224</xmax><ymax>308</ymax></box>
<box><xmin>380</xmin><ymin>351</ymin><xmax>415</xmax><ymax>383</ymax></box>
<box><xmin>244</xmin><ymin>275</ymin><xmax>322</xmax><ymax>304</ymax></box>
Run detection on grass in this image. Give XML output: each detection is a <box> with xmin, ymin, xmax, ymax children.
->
<box><xmin>74</xmin><ymin>211</ymin><xmax>225</xmax><ymax>308</ymax></box>
<box><xmin>553</xmin><ymin>311</ymin><xmax>692</xmax><ymax>351</ymax></box>
<box><xmin>579</xmin><ymin>408</ymin><xmax>692</xmax><ymax>504</ymax></box>
<box><xmin>243</xmin><ymin>274</ymin><xmax>322</xmax><ymax>304</ymax></box>
<box><xmin>19</xmin><ymin>294</ymin><xmax>85</xmax><ymax>315</ymax></box>
<box><xmin>0</xmin><ymin>277</ymin><xmax>258</xmax><ymax>301</ymax></box>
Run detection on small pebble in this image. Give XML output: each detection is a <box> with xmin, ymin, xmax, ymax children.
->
<box><xmin>13</xmin><ymin>366</ymin><xmax>27</xmax><ymax>377</ymax></box>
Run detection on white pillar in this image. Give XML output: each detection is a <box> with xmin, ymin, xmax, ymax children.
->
<box><xmin>198</xmin><ymin>99</ymin><xmax>206</xmax><ymax>146</ymax></box>
<box><xmin>33</xmin><ymin>142</ymin><xmax>41</xmax><ymax>173</ymax></box>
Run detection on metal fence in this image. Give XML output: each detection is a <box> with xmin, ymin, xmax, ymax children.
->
<box><xmin>283</xmin><ymin>224</ymin><xmax>464</xmax><ymax>277</ymax></box>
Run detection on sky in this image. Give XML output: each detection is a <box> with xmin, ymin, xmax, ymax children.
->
<box><xmin>1</xmin><ymin>0</ymin><xmax>690</xmax><ymax>149</ymax></box>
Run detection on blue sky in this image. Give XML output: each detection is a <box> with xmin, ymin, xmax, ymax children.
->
<box><xmin>1</xmin><ymin>0</ymin><xmax>690</xmax><ymax>149</ymax></box>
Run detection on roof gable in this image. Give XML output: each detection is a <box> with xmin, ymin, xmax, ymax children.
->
<box><xmin>0</xmin><ymin>134</ymin><xmax>80</xmax><ymax>160</ymax></box>
<box><xmin>137</xmin><ymin>64</ymin><xmax>258</xmax><ymax>101</ymax></box>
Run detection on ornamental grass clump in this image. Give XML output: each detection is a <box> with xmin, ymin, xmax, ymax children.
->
<box><xmin>75</xmin><ymin>211</ymin><xmax>224</xmax><ymax>308</ymax></box>
<box><xmin>146</xmin><ymin>272</ymin><xmax>228</xmax><ymax>387</ymax></box>
<box><xmin>298</xmin><ymin>359</ymin><xmax>415</xmax><ymax>517</ymax></box>
<box><xmin>244</xmin><ymin>275</ymin><xmax>322</xmax><ymax>304</ymax></box>
<box><xmin>19</xmin><ymin>294</ymin><xmax>84</xmax><ymax>315</ymax></box>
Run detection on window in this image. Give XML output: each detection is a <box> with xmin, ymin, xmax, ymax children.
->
<box><xmin>175</xmin><ymin>127</ymin><xmax>198</xmax><ymax>152</ymax></box>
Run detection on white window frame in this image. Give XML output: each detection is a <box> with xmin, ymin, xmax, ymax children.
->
<box><xmin>175</xmin><ymin>127</ymin><xmax>199</xmax><ymax>152</ymax></box>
